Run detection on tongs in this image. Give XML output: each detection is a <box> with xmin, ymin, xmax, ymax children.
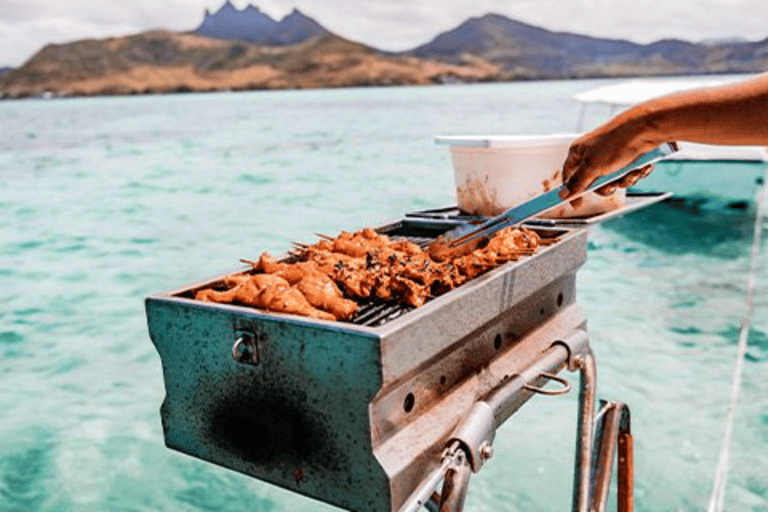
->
<box><xmin>429</xmin><ymin>143</ymin><xmax>677</xmax><ymax>255</ymax></box>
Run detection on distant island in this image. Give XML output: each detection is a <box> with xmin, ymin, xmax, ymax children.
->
<box><xmin>1</xmin><ymin>1</ymin><xmax>767</xmax><ymax>99</ymax></box>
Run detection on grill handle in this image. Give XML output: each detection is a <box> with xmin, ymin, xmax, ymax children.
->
<box><xmin>523</xmin><ymin>372</ymin><xmax>572</xmax><ymax>395</ymax></box>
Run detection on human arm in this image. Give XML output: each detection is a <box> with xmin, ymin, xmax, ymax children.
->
<box><xmin>561</xmin><ymin>72</ymin><xmax>768</xmax><ymax>199</ymax></box>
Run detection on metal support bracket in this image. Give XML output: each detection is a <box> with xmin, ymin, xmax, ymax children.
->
<box><xmin>399</xmin><ymin>329</ymin><xmax>612</xmax><ymax>512</ymax></box>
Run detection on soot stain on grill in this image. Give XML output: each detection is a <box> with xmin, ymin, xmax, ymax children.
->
<box><xmin>206</xmin><ymin>382</ymin><xmax>344</xmax><ymax>472</ymax></box>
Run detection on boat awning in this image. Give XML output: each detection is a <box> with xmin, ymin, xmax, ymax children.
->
<box><xmin>572</xmin><ymin>78</ymin><xmax>735</xmax><ymax>106</ymax></box>
<box><xmin>668</xmin><ymin>142</ymin><xmax>768</xmax><ymax>162</ymax></box>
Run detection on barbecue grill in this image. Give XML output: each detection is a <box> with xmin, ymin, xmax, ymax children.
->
<box><xmin>145</xmin><ymin>195</ymin><xmax>665</xmax><ymax>512</ymax></box>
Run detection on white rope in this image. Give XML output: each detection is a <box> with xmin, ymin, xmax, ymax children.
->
<box><xmin>706</xmin><ymin>171</ymin><xmax>767</xmax><ymax>512</ymax></box>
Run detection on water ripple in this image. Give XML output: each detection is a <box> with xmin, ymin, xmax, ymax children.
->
<box><xmin>0</xmin><ymin>428</ymin><xmax>55</xmax><ymax>511</ymax></box>
<box><xmin>0</xmin><ymin>331</ymin><xmax>24</xmax><ymax>344</ymax></box>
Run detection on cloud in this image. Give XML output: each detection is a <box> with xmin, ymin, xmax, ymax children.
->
<box><xmin>2</xmin><ymin>0</ymin><xmax>768</xmax><ymax>67</ymax></box>
<box><xmin>0</xmin><ymin>18</ymin><xmax>139</xmax><ymax>66</ymax></box>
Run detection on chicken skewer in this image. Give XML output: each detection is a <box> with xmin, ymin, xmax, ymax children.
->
<box><xmin>196</xmin><ymin>225</ymin><xmax>549</xmax><ymax>321</ymax></box>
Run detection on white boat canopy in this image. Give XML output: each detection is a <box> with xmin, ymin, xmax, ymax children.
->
<box><xmin>573</xmin><ymin>79</ymin><xmax>733</xmax><ymax>107</ymax></box>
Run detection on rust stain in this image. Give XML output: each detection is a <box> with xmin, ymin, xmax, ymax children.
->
<box><xmin>293</xmin><ymin>466</ymin><xmax>305</xmax><ymax>485</ymax></box>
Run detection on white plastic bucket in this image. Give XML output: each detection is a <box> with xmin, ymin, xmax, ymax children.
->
<box><xmin>436</xmin><ymin>134</ymin><xmax>625</xmax><ymax>218</ymax></box>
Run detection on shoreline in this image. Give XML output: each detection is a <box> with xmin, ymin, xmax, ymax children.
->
<box><xmin>1</xmin><ymin>69</ymin><xmax>756</xmax><ymax>101</ymax></box>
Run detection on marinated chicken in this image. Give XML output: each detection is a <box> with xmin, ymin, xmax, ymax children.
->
<box><xmin>195</xmin><ymin>225</ymin><xmax>545</xmax><ymax>321</ymax></box>
<box><xmin>196</xmin><ymin>272</ymin><xmax>335</xmax><ymax>320</ymax></box>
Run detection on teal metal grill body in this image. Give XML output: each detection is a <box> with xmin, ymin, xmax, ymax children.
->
<box><xmin>145</xmin><ymin>221</ymin><xmax>588</xmax><ymax>511</ymax></box>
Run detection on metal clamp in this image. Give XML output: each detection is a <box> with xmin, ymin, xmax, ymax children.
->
<box><xmin>398</xmin><ymin>441</ymin><xmax>473</xmax><ymax>512</ymax></box>
<box><xmin>232</xmin><ymin>331</ymin><xmax>259</xmax><ymax>365</ymax></box>
<box><xmin>552</xmin><ymin>329</ymin><xmax>591</xmax><ymax>372</ymax></box>
<box><xmin>436</xmin><ymin>443</ymin><xmax>472</xmax><ymax>512</ymax></box>
<box><xmin>523</xmin><ymin>372</ymin><xmax>571</xmax><ymax>396</ymax></box>
<box><xmin>447</xmin><ymin>402</ymin><xmax>495</xmax><ymax>472</ymax></box>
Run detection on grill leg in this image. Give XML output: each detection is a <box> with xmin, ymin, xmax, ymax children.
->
<box><xmin>570</xmin><ymin>351</ymin><xmax>634</xmax><ymax>512</ymax></box>
<box><xmin>590</xmin><ymin>401</ymin><xmax>632</xmax><ymax>512</ymax></box>
<box><xmin>572</xmin><ymin>350</ymin><xmax>597</xmax><ymax>512</ymax></box>
<box><xmin>437</xmin><ymin>455</ymin><xmax>472</xmax><ymax>512</ymax></box>
<box><xmin>618</xmin><ymin>420</ymin><xmax>634</xmax><ymax>512</ymax></box>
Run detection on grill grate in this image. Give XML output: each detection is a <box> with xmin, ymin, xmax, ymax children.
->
<box><xmin>350</xmin><ymin>300</ymin><xmax>415</xmax><ymax>327</ymax></box>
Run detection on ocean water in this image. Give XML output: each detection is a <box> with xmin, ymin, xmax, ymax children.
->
<box><xmin>1</xmin><ymin>79</ymin><xmax>766</xmax><ymax>512</ymax></box>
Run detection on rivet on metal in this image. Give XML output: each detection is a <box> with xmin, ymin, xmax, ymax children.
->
<box><xmin>479</xmin><ymin>442</ymin><xmax>494</xmax><ymax>461</ymax></box>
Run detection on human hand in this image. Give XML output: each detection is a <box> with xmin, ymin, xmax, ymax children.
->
<box><xmin>559</xmin><ymin>118</ymin><xmax>662</xmax><ymax>204</ymax></box>
<box><xmin>593</xmin><ymin>164</ymin><xmax>655</xmax><ymax>196</ymax></box>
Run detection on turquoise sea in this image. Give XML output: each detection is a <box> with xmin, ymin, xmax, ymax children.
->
<box><xmin>1</xmin><ymin>78</ymin><xmax>766</xmax><ymax>511</ymax></box>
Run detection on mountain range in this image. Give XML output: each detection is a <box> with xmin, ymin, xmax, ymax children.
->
<box><xmin>195</xmin><ymin>2</ymin><xmax>328</xmax><ymax>45</ymax></box>
<box><xmin>411</xmin><ymin>14</ymin><xmax>768</xmax><ymax>78</ymax></box>
<box><xmin>1</xmin><ymin>3</ymin><xmax>766</xmax><ymax>98</ymax></box>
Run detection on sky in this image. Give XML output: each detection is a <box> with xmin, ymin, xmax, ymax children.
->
<box><xmin>2</xmin><ymin>0</ymin><xmax>768</xmax><ymax>67</ymax></box>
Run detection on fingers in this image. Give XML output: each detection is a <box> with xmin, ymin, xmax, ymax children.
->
<box><xmin>638</xmin><ymin>163</ymin><xmax>654</xmax><ymax>179</ymax></box>
<box><xmin>560</xmin><ymin>166</ymin><xmax>597</xmax><ymax>199</ymax></box>
<box><xmin>560</xmin><ymin>144</ymin><xmax>594</xmax><ymax>198</ymax></box>
<box><xmin>561</xmin><ymin>141</ymin><xmax>655</xmax><ymax>200</ymax></box>
<box><xmin>596</xmin><ymin>183</ymin><xmax>618</xmax><ymax>196</ymax></box>
<box><xmin>561</xmin><ymin>144</ymin><xmax>584</xmax><ymax>184</ymax></box>
<box><xmin>595</xmin><ymin>164</ymin><xmax>655</xmax><ymax>196</ymax></box>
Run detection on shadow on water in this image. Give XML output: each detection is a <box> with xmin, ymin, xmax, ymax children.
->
<box><xmin>720</xmin><ymin>325</ymin><xmax>768</xmax><ymax>363</ymax></box>
<box><xmin>602</xmin><ymin>199</ymin><xmax>763</xmax><ymax>259</ymax></box>
<box><xmin>0</xmin><ymin>427</ymin><xmax>55</xmax><ymax>512</ymax></box>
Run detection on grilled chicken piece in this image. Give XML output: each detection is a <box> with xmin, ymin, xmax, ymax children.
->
<box><xmin>240</xmin><ymin>258</ymin><xmax>359</xmax><ymax>320</ymax></box>
<box><xmin>257</xmin><ymin>283</ymin><xmax>335</xmax><ymax>321</ymax></box>
<box><xmin>296</xmin><ymin>274</ymin><xmax>358</xmax><ymax>321</ymax></box>
<box><xmin>251</xmin><ymin>252</ymin><xmax>285</xmax><ymax>274</ymax></box>
<box><xmin>389</xmin><ymin>275</ymin><xmax>429</xmax><ymax>308</ymax></box>
<box><xmin>196</xmin><ymin>226</ymin><xmax>546</xmax><ymax>321</ymax></box>
<box><xmin>305</xmin><ymin>250</ymin><xmax>361</xmax><ymax>275</ymax></box>
<box><xmin>195</xmin><ymin>273</ymin><xmax>256</xmax><ymax>303</ymax></box>
<box><xmin>332</xmin><ymin>229</ymin><xmax>391</xmax><ymax>258</ymax></box>
<box><xmin>483</xmin><ymin>227</ymin><xmax>539</xmax><ymax>259</ymax></box>
<box><xmin>274</xmin><ymin>261</ymin><xmax>322</xmax><ymax>284</ymax></box>
<box><xmin>270</xmin><ymin>260</ymin><xmax>359</xmax><ymax>320</ymax></box>
<box><xmin>335</xmin><ymin>265</ymin><xmax>376</xmax><ymax>299</ymax></box>
<box><xmin>196</xmin><ymin>272</ymin><xmax>334</xmax><ymax>320</ymax></box>
<box><xmin>195</xmin><ymin>287</ymin><xmax>238</xmax><ymax>303</ymax></box>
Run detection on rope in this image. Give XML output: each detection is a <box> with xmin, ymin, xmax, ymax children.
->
<box><xmin>706</xmin><ymin>171</ymin><xmax>767</xmax><ymax>512</ymax></box>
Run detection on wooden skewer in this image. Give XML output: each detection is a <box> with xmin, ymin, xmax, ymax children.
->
<box><xmin>315</xmin><ymin>233</ymin><xmax>334</xmax><ymax>241</ymax></box>
<box><xmin>239</xmin><ymin>258</ymin><xmax>258</xmax><ymax>267</ymax></box>
<box><xmin>292</xmin><ymin>241</ymin><xmax>310</xmax><ymax>248</ymax></box>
